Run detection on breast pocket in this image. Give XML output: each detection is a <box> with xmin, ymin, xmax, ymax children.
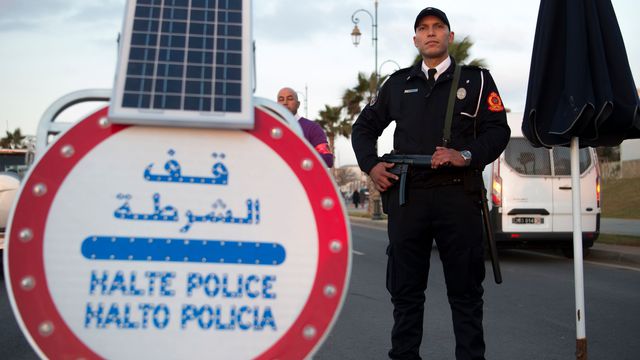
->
<box><xmin>399</xmin><ymin>88</ymin><xmax>423</xmax><ymax>118</ymax></box>
<box><xmin>451</xmin><ymin>88</ymin><xmax>478</xmax><ymax>142</ymax></box>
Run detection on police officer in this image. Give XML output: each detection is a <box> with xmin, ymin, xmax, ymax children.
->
<box><xmin>351</xmin><ymin>7</ymin><xmax>510</xmax><ymax>360</ymax></box>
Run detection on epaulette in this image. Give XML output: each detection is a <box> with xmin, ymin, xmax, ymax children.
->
<box><xmin>390</xmin><ymin>66</ymin><xmax>413</xmax><ymax>77</ymax></box>
<box><xmin>379</xmin><ymin>66</ymin><xmax>413</xmax><ymax>87</ymax></box>
<box><xmin>462</xmin><ymin>64</ymin><xmax>490</xmax><ymax>72</ymax></box>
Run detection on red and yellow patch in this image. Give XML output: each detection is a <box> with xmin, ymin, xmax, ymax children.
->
<box><xmin>487</xmin><ymin>91</ymin><xmax>505</xmax><ymax>112</ymax></box>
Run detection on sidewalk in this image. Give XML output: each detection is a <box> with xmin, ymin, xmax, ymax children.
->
<box><xmin>348</xmin><ymin>215</ymin><xmax>640</xmax><ymax>269</ymax></box>
<box><xmin>600</xmin><ymin>218</ymin><xmax>640</xmax><ymax>236</ymax></box>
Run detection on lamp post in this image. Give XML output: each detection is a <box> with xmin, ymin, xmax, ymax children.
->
<box><xmin>350</xmin><ymin>1</ymin><xmax>384</xmax><ymax>220</ymax></box>
<box><xmin>350</xmin><ymin>0</ymin><xmax>379</xmax><ymax>86</ymax></box>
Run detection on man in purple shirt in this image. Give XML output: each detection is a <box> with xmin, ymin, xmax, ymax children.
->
<box><xmin>277</xmin><ymin>87</ymin><xmax>334</xmax><ymax>167</ymax></box>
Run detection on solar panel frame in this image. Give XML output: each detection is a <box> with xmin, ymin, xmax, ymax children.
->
<box><xmin>109</xmin><ymin>0</ymin><xmax>254</xmax><ymax>129</ymax></box>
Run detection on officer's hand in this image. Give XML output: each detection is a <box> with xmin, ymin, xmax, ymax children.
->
<box><xmin>431</xmin><ymin>147</ymin><xmax>466</xmax><ymax>169</ymax></box>
<box><xmin>369</xmin><ymin>162</ymin><xmax>398</xmax><ymax>192</ymax></box>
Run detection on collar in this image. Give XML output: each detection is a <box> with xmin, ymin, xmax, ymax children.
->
<box><xmin>421</xmin><ymin>56</ymin><xmax>451</xmax><ymax>81</ymax></box>
<box><xmin>407</xmin><ymin>57</ymin><xmax>457</xmax><ymax>82</ymax></box>
<box><xmin>294</xmin><ymin>114</ymin><xmax>301</xmax><ymax>121</ymax></box>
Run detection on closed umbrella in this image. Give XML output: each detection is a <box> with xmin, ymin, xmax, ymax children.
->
<box><xmin>523</xmin><ymin>0</ymin><xmax>639</xmax><ymax>148</ymax></box>
<box><xmin>522</xmin><ymin>0</ymin><xmax>640</xmax><ymax>359</ymax></box>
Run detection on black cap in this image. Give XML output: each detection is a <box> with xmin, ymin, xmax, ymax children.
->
<box><xmin>414</xmin><ymin>7</ymin><xmax>450</xmax><ymax>31</ymax></box>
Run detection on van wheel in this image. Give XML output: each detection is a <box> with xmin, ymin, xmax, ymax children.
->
<box><xmin>561</xmin><ymin>247</ymin><xmax>591</xmax><ymax>259</ymax></box>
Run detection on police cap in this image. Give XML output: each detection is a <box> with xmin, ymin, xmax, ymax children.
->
<box><xmin>414</xmin><ymin>7</ymin><xmax>450</xmax><ymax>31</ymax></box>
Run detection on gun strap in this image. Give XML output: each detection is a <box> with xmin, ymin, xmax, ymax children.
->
<box><xmin>442</xmin><ymin>64</ymin><xmax>462</xmax><ymax>147</ymax></box>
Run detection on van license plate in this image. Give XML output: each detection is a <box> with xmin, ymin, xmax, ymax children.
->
<box><xmin>512</xmin><ymin>217</ymin><xmax>544</xmax><ymax>224</ymax></box>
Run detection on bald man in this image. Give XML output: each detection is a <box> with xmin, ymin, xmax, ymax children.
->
<box><xmin>277</xmin><ymin>87</ymin><xmax>334</xmax><ymax>167</ymax></box>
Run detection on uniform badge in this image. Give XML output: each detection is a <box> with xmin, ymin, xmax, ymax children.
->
<box><xmin>487</xmin><ymin>91</ymin><xmax>505</xmax><ymax>112</ymax></box>
<box><xmin>456</xmin><ymin>87</ymin><xmax>467</xmax><ymax>100</ymax></box>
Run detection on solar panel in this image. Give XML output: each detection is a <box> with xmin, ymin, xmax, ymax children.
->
<box><xmin>109</xmin><ymin>0</ymin><xmax>253</xmax><ymax>128</ymax></box>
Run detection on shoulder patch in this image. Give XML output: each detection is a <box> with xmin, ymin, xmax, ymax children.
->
<box><xmin>487</xmin><ymin>91</ymin><xmax>504</xmax><ymax>112</ymax></box>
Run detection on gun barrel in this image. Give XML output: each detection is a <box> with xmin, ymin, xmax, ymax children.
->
<box><xmin>380</xmin><ymin>154</ymin><xmax>433</xmax><ymax>167</ymax></box>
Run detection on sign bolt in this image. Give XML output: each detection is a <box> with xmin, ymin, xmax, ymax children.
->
<box><xmin>33</xmin><ymin>183</ymin><xmax>47</xmax><ymax>197</ymax></box>
<box><xmin>329</xmin><ymin>240</ymin><xmax>342</xmax><ymax>253</ymax></box>
<box><xmin>324</xmin><ymin>285</ymin><xmax>337</xmax><ymax>298</ymax></box>
<box><xmin>60</xmin><ymin>145</ymin><xmax>75</xmax><ymax>158</ymax></box>
<box><xmin>270</xmin><ymin>127</ymin><xmax>283</xmax><ymax>139</ymax></box>
<box><xmin>303</xmin><ymin>325</ymin><xmax>317</xmax><ymax>339</ymax></box>
<box><xmin>301</xmin><ymin>159</ymin><xmax>313</xmax><ymax>171</ymax></box>
<box><xmin>98</xmin><ymin>117</ymin><xmax>110</xmax><ymax>128</ymax></box>
<box><xmin>322</xmin><ymin>197</ymin><xmax>334</xmax><ymax>210</ymax></box>
<box><xmin>19</xmin><ymin>228</ymin><xmax>33</xmax><ymax>243</ymax></box>
<box><xmin>20</xmin><ymin>276</ymin><xmax>35</xmax><ymax>291</ymax></box>
<box><xmin>38</xmin><ymin>321</ymin><xmax>54</xmax><ymax>337</ymax></box>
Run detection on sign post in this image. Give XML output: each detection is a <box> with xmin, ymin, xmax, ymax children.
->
<box><xmin>4</xmin><ymin>105</ymin><xmax>350</xmax><ymax>359</ymax></box>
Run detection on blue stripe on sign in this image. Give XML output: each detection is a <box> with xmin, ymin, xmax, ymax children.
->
<box><xmin>81</xmin><ymin>236</ymin><xmax>286</xmax><ymax>266</ymax></box>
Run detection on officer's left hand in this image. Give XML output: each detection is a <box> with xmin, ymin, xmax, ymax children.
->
<box><xmin>431</xmin><ymin>147</ymin><xmax>466</xmax><ymax>169</ymax></box>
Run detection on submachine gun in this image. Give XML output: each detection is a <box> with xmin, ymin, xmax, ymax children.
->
<box><xmin>379</xmin><ymin>153</ymin><xmax>432</xmax><ymax>207</ymax></box>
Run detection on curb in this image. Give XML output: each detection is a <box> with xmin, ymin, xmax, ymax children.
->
<box><xmin>588</xmin><ymin>245</ymin><xmax>640</xmax><ymax>268</ymax></box>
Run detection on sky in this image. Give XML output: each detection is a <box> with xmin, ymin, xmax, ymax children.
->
<box><xmin>0</xmin><ymin>0</ymin><xmax>638</xmax><ymax>167</ymax></box>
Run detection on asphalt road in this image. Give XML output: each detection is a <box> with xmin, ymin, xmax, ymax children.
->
<box><xmin>2</xmin><ymin>222</ymin><xmax>640</xmax><ymax>359</ymax></box>
<box><xmin>314</xmin><ymin>222</ymin><xmax>640</xmax><ymax>360</ymax></box>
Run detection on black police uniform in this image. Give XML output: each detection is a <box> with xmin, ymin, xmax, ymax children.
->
<box><xmin>351</xmin><ymin>58</ymin><xmax>510</xmax><ymax>360</ymax></box>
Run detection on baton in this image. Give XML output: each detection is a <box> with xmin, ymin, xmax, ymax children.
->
<box><xmin>479</xmin><ymin>182</ymin><xmax>502</xmax><ymax>284</ymax></box>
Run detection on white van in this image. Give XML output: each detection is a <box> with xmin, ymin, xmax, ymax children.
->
<box><xmin>483</xmin><ymin>113</ymin><xmax>601</xmax><ymax>257</ymax></box>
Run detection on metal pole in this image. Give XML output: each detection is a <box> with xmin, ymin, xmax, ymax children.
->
<box><xmin>374</xmin><ymin>0</ymin><xmax>378</xmax><ymax>87</ymax></box>
<box><xmin>350</xmin><ymin>1</ymin><xmax>383</xmax><ymax>220</ymax></box>
<box><xmin>571</xmin><ymin>136</ymin><xmax>587</xmax><ymax>359</ymax></box>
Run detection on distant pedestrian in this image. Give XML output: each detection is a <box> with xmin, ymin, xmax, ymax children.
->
<box><xmin>352</xmin><ymin>189</ymin><xmax>361</xmax><ymax>208</ymax></box>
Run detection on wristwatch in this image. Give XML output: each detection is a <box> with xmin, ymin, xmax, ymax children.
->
<box><xmin>460</xmin><ymin>150</ymin><xmax>472</xmax><ymax>166</ymax></box>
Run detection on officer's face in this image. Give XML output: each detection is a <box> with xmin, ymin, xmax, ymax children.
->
<box><xmin>277</xmin><ymin>88</ymin><xmax>300</xmax><ymax>115</ymax></box>
<box><xmin>413</xmin><ymin>15</ymin><xmax>454</xmax><ymax>63</ymax></box>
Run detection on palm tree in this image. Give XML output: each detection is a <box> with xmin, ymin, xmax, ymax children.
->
<box><xmin>413</xmin><ymin>35</ymin><xmax>487</xmax><ymax>67</ymax></box>
<box><xmin>342</xmin><ymin>71</ymin><xmax>394</xmax><ymax>122</ymax></box>
<box><xmin>316</xmin><ymin>105</ymin><xmax>351</xmax><ymax>160</ymax></box>
<box><xmin>0</xmin><ymin>128</ymin><xmax>26</xmax><ymax>149</ymax></box>
<box><xmin>342</xmin><ymin>72</ymin><xmax>377</xmax><ymax>121</ymax></box>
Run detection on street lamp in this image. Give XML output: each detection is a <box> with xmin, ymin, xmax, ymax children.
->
<box><xmin>350</xmin><ymin>0</ymin><xmax>378</xmax><ymax>85</ymax></box>
<box><xmin>350</xmin><ymin>25</ymin><xmax>362</xmax><ymax>47</ymax></box>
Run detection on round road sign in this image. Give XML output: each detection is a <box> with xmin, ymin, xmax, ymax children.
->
<box><xmin>4</xmin><ymin>106</ymin><xmax>351</xmax><ymax>359</ymax></box>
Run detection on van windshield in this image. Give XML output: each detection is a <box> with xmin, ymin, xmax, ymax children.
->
<box><xmin>551</xmin><ymin>147</ymin><xmax>591</xmax><ymax>175</ymax></box>
<box><xmin>504</xmin><ymin>138</ymin><xmax>551</xmax><ymax>175</ymax></box>
<box><xmin>503</xmin><ymin>138</ymin><xmax>592</xmax><ymax>176</ymax></box>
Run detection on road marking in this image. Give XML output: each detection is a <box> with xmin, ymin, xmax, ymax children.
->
<box><xmin>353</xmin><ymin>250</ymin><xmax>365</xmax><ymax>256</ymax></box>
<box><xmin>350</xmin><ymin>221</ymin><xmax>387</xmax><ymax>232</ymax></box>
<box><xmin>584</xmin><ymin>260</ymin><xmax>640</xmax><ymax>272</ymax></box>
<box><xmin>514</xmin><ymin>249</ymin><xmax>640</xmax><ymax>272</ymax></box>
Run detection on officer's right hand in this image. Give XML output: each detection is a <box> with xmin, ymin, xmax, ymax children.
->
<box><xmin>369</xmin><ymin>162</ymin><xmax>398</xmax><ymax>192</ymax></box>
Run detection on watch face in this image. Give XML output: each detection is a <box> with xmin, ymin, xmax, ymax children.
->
<box><xmin>461</xmin><ymin>150</ymin><xmax>471</xmax><ymax>160</ymax></box>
